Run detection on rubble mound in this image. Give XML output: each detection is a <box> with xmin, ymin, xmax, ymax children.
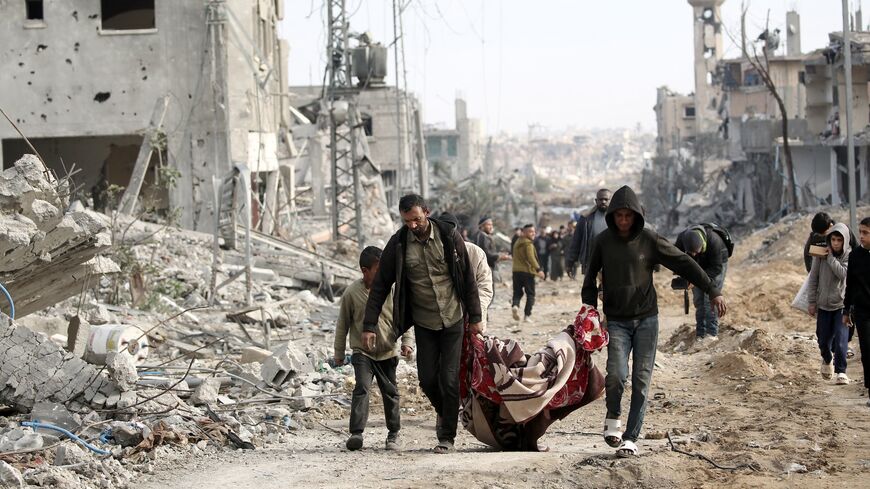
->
<box><xmin>738</xmin><ymin>328</ymin><xmax>784</xmax><ymax>364</ymax></box>
<box><xmin>707</xmin><ymin>351</ymin><xmax>774</xmax><ymax>380</ymax></box>
<box><xmin>662</xmin><ymin>323</ymin><xmax>697</xmax><ymax>352</ymax></box>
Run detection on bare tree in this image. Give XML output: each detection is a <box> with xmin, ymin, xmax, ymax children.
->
<box><xmin>726</xmin><ymin>5</ymin><xmax>799</xmax><ymax>212</ymax></box>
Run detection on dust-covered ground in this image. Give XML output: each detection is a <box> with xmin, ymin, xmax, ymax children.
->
<box><xmin>142</xmin><ymin>211</ymin><xmax>870</xmax><ymax>489</ymax></box>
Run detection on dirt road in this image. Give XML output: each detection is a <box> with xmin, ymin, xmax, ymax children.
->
<box><xmin>142</xmin><ymin>217</ymin><xmax>870</xmax><ymax>488</ymax></box>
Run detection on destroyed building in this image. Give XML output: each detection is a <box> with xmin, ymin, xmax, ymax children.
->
<box><xmin>424</xmin><ymin>96</ymin><xmax>484</xmax><ymax>182</ymax></box>
<box><xmin>0</xmin><ymin>0</ymin><xmax>291</xmax><ymax>233</ymax></box>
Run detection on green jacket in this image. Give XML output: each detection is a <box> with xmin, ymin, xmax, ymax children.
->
<box><xmin>512</xmin><ymin>236</ymin><xmax>540</xmax><ymax>275</ymax></box>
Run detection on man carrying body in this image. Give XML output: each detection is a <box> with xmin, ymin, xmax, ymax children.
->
<box><xmin>334</xmin><ymin>246</ymin><xmax>413</xmax><ymax>451</ymax></box>
<box><xmin>581</xmin><ymin>186</ymin><xmax>727</xmax><ymax>458</ymax></box>
<box><xmin>567</xmin><ymin>189</ymin><xmax>611</xmax><ymax>279</ymax></box>
<box><xmin>363</xmin><ymin>194</ymin><xmax>483</xmax><ymax>454</ymax></box>
<box><xmin>512</xmin><ymin>224</ymin><xmax>544</xmax><ymax>323</ymax></box>
<box><xmin>675</xmin><ymin>224</ymin><xmax>730</xmax><ymax>342</ymax></box>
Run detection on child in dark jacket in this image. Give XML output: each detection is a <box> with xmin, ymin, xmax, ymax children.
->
<box><xmin>846</xmin><ymin>217</ymin><xmax>870</xmax><ymax>404</ymax></box>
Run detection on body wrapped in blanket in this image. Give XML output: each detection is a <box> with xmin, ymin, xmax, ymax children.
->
<box><xmin>459</xmin><ymin>306</ymin><xmax>607</xmax><ymax>451</ymax></box>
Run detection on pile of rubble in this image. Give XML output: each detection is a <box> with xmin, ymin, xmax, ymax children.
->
<box><xmin>0</xmin><ymin>155</ymin><xmax>388</xmax><ymax>488</ymax></box>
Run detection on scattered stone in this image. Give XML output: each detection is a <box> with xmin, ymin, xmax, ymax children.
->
<box><xmin>190</xmin><ymin>377</ymin><xmax>221</xmax><ymax>405</ymax></box>
<box><xmin>53</xmin><ymin>444</ymin><xmax>88</xmax><ymax>466</ymax></box>
<box><xmin>0</xmin><ymin>461</ymin><xmax>24</xmax><ymax>488</ymax></box>
<box><xmin>784</xmin><ymin>462</ymin><xmax>808</xmax><ymax>474</ymax></box>
<box><xmin>106</xmin><ymin>352</ymin><xmax>139</xmax><ymax>391</ymax></box>
<box><xmin>261</xmin><ymin>341</ymin><xmax>313</xmax><ymax>388</ymax></box>
<box><xmin>240</xmin><ymin>346</ymin><xmax>273</xmax><ymax>364</ymax></box>
<box><xmin>109</xmin><ymin>422</ymin><xmax>145</xmax><ymax>448</ymax></box>
<box><xmin>82</xmin><ymin>303</ymin><xmax>112</xmax><ymax>325</ymax></box>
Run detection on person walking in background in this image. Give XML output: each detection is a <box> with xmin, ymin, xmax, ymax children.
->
<box><xmin>675</xmin><ymin>224</ymin><xmax>731</xmax><ymax>343</ymax></box>
<box><xmin>563</xmin><ymin>222</ymin><xmax>577</xmax><ymax>278</ymax></box>
<box><xmin>807</xmin><ymin>222</ymin><xmax>852</xmax><ymax>385</ymax></box>
<box><xmin>846</xmin><ymin>217</ymin><xmax>870</xmax><ymax>404</ymax></box>
<box><xmin>548</xmin><ymin>229</ymin><xmax>565</xmax><ymax>281</ymax></box>
<box><xmin>510</xmin><ymin>227</ymin><xmax>522</xmax><ymax>255</ymax></box>
<box><xmin>512</xmin><ymin>224</ymin><xmax>544</xmax><ymax>324</ymax></box>
<box><xmin>441</xmin><ymin>213</ymin><xmax>494</xmax><ymax>331</ymax></box>
<box><xmin>334</xmin><ymin>246</ymin><xmax>413</xmax><ymax>451</ymax></box>
<box><xmin>567</xmin><ymin>188</ymin><xmax>611</xmax><ymax>279</ymax></box>
<box><xmin>534</xmin><ymin>227</ymin><xmax>551</xmax><ymax>280</ymax></box>
<box><xmin>582</xmin><ymin>185</ymin><xmax>726</xmax><ymax>458</ymax></box>
<box><xmin>363</xmin><ymin>194</ymin><xmax>483</xmax><ymax>454</ymax></box>
<box><xmin>474</xmin><ymin>216</ymin><xmax>509</xmax><ymax>298</ymax></box>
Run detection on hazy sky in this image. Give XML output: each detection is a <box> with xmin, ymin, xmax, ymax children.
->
<box><xmin>279</xmin><ymin>1</ymin><xmax>861</xmax><ymax>134</ymax></box>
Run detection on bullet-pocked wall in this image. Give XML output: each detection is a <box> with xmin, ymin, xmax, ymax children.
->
<box><xmin>0</xmin><ymin>0</ymin><xmax>288</xmax><ymax>232</ymax></box>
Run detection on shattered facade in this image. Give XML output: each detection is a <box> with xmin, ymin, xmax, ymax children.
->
<box><xmin>0</xmin><ymin>0</ymin><xmax>291</xmax><ymax>233</ymax></box>
<box><xmin>424</xmin><ymin>97</ymin><xmax>484</xmax><ymax>182</ymax></box>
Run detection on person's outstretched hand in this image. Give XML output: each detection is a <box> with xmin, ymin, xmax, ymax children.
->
<box><xmin>712</xmin><ymin>296</ymin><xmax>727</xmax><ymax>318</ymax></box>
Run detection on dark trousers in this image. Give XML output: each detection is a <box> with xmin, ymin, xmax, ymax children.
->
<box><xmin>855</xmin><ymin>314</ymin><xmax>870</xmax><ymax>389</ymax></box>
<box><xmin>539</xmin><ymin>253</ymin><xmax>550</xmax><ymax>278</ymax></box>
<box><xmin>817</xmin><ymin>308</ymin><xmax>848</xmax><ymax>374</ymax></box>
<box><xmin>415</xmin><ymin>321</ymin><xmax>464</xmax><ymax>442</ymax></box>
<box><xmin>511</xmin><ymin>272</ymin><xmax>536</xmax><ymax>317</ymax></box>
<box><xmin>349</xmin><ymin>353</ymin><xmax>400</xmax><ymax>435</ymax></box>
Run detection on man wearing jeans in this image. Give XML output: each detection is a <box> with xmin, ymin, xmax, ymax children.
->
<box><xmin>581</xmin><ymin>186</ymin><xmax>727</xmax><ymax>458</ymax></box>
<box><xmin>363</xmin><ymin>194</ymin><xmax>483</xmax><ymax>454</ymax></box>
<box><xmin>675</xmin><ymin>225</ymin><xmax>730</xmax><ymax>343</ymax></box>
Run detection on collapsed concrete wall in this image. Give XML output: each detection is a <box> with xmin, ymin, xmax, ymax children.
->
<box><xmin>0</xmin><ymin>315</ymin><xmax>118</xmax><ymax>411</ymax></box>
<box><xmin>0</xmin><ymin>154</ymin><xmax>117</xmax><ymax>318</ymax></box>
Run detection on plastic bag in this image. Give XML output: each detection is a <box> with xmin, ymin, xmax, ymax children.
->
<box><xmin>791</xmin><ymin>276</ymin><xmax>810</xmax><ymax>314</ymax></box>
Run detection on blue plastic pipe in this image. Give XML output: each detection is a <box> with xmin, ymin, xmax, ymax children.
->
<box><xmin>0</xmin><ymin>282</ymin><xmax>14</xmax><ymax>319</ymax></box>
<box><xmin>21</xmin><ymin>421</ymin><xmax>110</xmax><ymax>456</ymax></box>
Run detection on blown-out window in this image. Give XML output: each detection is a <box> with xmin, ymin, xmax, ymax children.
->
<box><xmin>101</xmin><ymin>0</ymin><xmax>155</xmax><ymax>31</ymax></box>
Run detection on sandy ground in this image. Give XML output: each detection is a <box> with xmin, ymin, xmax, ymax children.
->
<box><xmin>142</xmin><ymin>213</ymin><xmax>870</xmax><ymax>488</ymax></box>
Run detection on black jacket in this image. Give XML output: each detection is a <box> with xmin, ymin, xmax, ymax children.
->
<box><xmin>363</xmin><ymin>219</ymin><xmax>482</xmax><ymax>337</ymax></box>
<box><xmin>473</xmin><ymin>231</ymin><xmax>499</xmax><ymax>269</ymax></box>
<box><xmin>675</xmin><ymin>226</ymin><xmax>729</xmax><ymax>279</ymax></box>
<box><xmin>581</xmin><ymin>186</ymin><xmax>720</xmax><ymax>321</ymax></box>
<box><xmin>845</xmin><ymin>245</ymin><xmax>870</xmax><ymax>319</ymax></box>
<box><xmin>566</xmin><ymin>207</ymin><xmax>606</xmax><ymax>273</ymax></box>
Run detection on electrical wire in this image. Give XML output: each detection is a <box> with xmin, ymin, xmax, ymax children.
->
<box><xmin>20</xmin><ymin>421</ymin><xmax>110</xmax><ymax>456</ymax></box>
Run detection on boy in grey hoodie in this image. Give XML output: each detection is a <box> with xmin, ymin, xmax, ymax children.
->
<box><xmin>807</xmin><ymin>222</ymin><xmax>851</xmax><ymax>384</ymax></box>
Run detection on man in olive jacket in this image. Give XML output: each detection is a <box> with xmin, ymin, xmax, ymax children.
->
<box><xmin>511</xmin><ymin>224</ymin><xmax>544</xmax><ymax>322</ymax></box>
<box><xmin>581</xmin><ymin>185</ymin><xmax>727</xmax><ymax>458</ymax></box>
<box><xmin>363</xmin><ymin>194</ymin><xmax>482</xmax><ymax>454</ymax></box>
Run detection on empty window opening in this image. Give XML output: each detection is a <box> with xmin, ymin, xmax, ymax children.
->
<box><xmin>361</xmin><ymin>113</ymin><xmax>373</xmax><ymax>136</ymax></box>
<box><xmin>684</xmin><ymin>106</ymin><xmax>696</xmax><ymax>118</ymax></box>
<box><xmin>26</xmin><ymin>1</ymin><xmax>44</xmax><ymax>20</ymax></box>
<box><xmin>100</xmin><ymin>0</ymin><xmax>155</xmax><ymax>31</ymax></box>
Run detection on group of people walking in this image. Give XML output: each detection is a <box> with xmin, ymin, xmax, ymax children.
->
<box><xmin>331</xmin><ymin>185</ymin><xmax>870</xmax><ymax>460</ymax></box>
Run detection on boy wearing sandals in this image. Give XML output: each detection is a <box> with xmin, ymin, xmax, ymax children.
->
<box><xmin>334</xmin><ymin>246</ymin><xmax>414</xmax><ymax>451</ymax></box>
<box><xmin>581</xmin><ymin>186</ymin><xmax>727</xmax><ymax>458</ymax></box>
<box><xmin>807</xmin><ymin>223</ymin><xmax>851</xmax><ymax>385</ymax></box>
<box><xmin>846</xmin><ymin>218</ymin><xmax>870</xmax><ymax>402</ymax></box>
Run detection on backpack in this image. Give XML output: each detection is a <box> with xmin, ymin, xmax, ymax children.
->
<box><xmin>699</xmin><ymin>222</ymin><xmax>734</xmax><ymax>258</ymax></box>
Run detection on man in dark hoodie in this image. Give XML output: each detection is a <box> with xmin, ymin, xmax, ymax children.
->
<box><xmin>581</xmin><ymin>186</ymin><xmax>727</xmax><ymax>458</ymax></box>
<box><xmin>845</xmin><ymin>217</ymin><xmax>870</xmax><ymax>404</ymax></box>
<box><xmin>675</xmin><ymin>225</ymin><xmax>730</xmax><ymax>342</ymax></box>
<box><xmin>362</xmin><ymin>194</ymin><xmax>482</xmax><ymax>454</ymax></box>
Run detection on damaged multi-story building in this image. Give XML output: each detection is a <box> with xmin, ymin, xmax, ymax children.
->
<box><xmin>423</xmin><ymin>96</ymin><xmax>484</xmax><ymax>182</ymax></box>
<box><xmin>652</xmin><ymin>0</ymin><xmax>869</xmax><ymax>230</ymax></box>
<box><xmin>0</xmin><ymin>0</ymin><xmax>291</xmax><ymax>233</ymax></box>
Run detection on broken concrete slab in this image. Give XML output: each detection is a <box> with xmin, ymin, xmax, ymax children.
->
<box><xmin>0</xmin><ymin>460</ymin><xmax>24</xmax><ymax>488</ymax></box>
<box><xmin>0</xmin><ymin>314</ymin><xmax>121</xmax><ymax>411</ymax></box>
<box><xmin>239</xmin><ymin>346</ymin><xmax>272</xmax><ymax>364</ymax></box>
<box><xmin>0</xmin><ymin>155</ymin><xmax>118</xmax><ymax>318</ymax></box>
<box><xmin>260</xmin><ymin>341</ymin><xmax>313</xmax><ymax>388</ymax></box>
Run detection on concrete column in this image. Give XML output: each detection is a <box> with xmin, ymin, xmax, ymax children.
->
<box><xmin>309</xmin><ymin>134</ymin><xmax>327</xmax><ymax>217</ymax></box>
<box><xmin>831</xmin><ymin>148</ymin><xmax>841</xmax><ymax>205</ymax></box>
<box><xmin>262</xmin><ymin>170</ymin><xmax>279</xmax><ymax>235</ymax></box>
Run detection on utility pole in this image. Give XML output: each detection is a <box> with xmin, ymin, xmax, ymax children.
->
<box><xmin>392</xmin><ymin>0</ymin><xmax>408</xmax><ymax>194</ymax></box>
<box><xmin>842</xmin><ymin>0</ymin><xmax>859</xmax><ymax>234</ymax></box>
<box><xmin>326</xmin><ymin>0</ymin><xmax>363</xmax><ymax>245</ymax></box>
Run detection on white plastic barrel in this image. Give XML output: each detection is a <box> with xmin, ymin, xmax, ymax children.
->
<box><xmin>84</xmin><ymin>324</ymin><xmax>150</xmax><ymax>365</ymax></box>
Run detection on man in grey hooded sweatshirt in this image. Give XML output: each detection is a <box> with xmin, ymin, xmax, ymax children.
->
<box><xmin>807</xmin><ymin>222</ymin><xmax>851</xmax><ymax>385</ymax></box>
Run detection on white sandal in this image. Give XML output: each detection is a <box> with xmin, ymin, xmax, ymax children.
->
<box><xmin>616</xmin><ymin>440</ymin><xmax>638</xmax><ymax>458</ymax></box>
<box><xmin>603</xmin><ymin>418</ymin><xmax>622</xmax><ymax>448</ymax></box>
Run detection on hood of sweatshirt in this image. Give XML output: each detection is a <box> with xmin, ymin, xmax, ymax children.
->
<box><xmin>605</xmin><ymin>185</ymin><xmax>646</xmax><ymax>240</ymax></box>
<box><xmin>826</xmin><ymin>222</ymin><xmax>852</xmax><ymax>257</ymax></box>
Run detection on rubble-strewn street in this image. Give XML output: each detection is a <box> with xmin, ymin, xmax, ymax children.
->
<box><xmin>2</xmin><ymin>0</ymin><xmax>870</xmax><ymax>488</ymax></box>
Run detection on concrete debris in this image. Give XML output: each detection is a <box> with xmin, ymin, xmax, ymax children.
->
<box><xmin>239</xmin><ymin>346</ymin><xmax>272</xmax><ymax>364</ymax></box>
<box><xmin>189</xmin><ymin>377</ymin><xmax>221</xmax><ymax>406</ymax></box>
<box><xmin>0</xmin><ymin>315</ymin><xmax>122</xmax><ymax>411</ymax></box>
<box><xmin>260</xmin><ymin>341</ymin><xmax>313</xmax><ymax>388</ymax></box>
<box><xmin>0</xmin><ymin>461</ymin><xmax>24</xmax><ymax>489</ymax></box>
<box><xmin>52</xmin><ymin>443</ymin><xmax>88</xmax><ymax>466</ymax></box>
<box><xmin>0</xmin><ymin>155</ymin><xmax>118</xmax><ymax>318</ymax></box>
<box><xmin>106</xmin><ymin>352</ymin><xmax>139</xmax><ymax>392</ymax></box>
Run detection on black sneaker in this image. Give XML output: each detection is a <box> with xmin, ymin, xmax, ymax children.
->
<box><xmin>345</xmin><ymin>434</ymin><xmax>363</xmax><ymax>451</ymax></box>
